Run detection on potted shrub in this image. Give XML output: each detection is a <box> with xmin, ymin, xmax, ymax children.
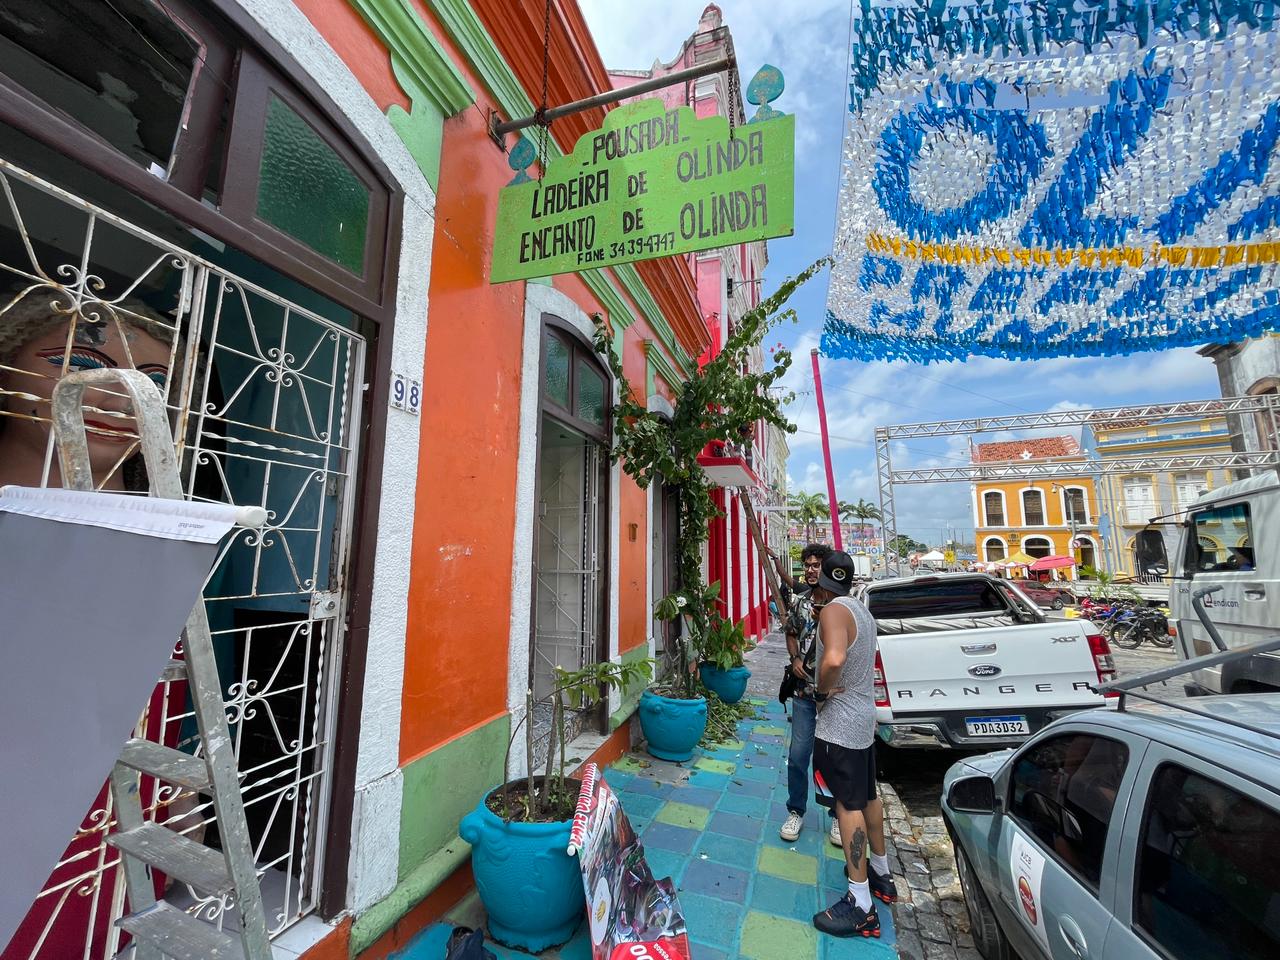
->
<box><xmin>460</xmin><ymin>659</ymin><xmax>650</xmax><ymax>951</ymax></box>
<box><xmin>641</xmin><ymin>586</ymin><xmax>718</xmax><ymax>761</ymax></box>
<box><xmin>696</xmin><ymin>613</ymin><xmax>755</xmax><ymax>705</ymax></box>
<box><xmin>592</xmin><ymin>258</ymin><xmax>825</xmax><ymax>763</ymax></box>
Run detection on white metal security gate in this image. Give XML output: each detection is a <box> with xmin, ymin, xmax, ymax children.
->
<box><xmin>532</xmin><ymin>425</ymin><xmax>603</xmax><ymax>704</ymax></box>
<box><xmin>0</xmin><ymin>157</ymin><xmax>364</xmax><ymax>955</ymax></box>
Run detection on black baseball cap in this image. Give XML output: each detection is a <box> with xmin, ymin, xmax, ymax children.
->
<box><xmin>818</xmin><ymin>551</ymin><xmax>856</xmax><ymax>596</ymax></box>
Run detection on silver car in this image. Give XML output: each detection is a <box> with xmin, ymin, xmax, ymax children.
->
<box><xmin>941</xmin><ymin>695</ymin><xmax>1280</xmax><ymax>960</ymax></box>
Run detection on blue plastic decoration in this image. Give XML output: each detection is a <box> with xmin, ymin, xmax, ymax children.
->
<box><xmin>824</xmin><ymin>0</ymin><xmax>1280</xmax><ymax>363</ymax></box>
<box><xmin>506</xmin><ymin>137</ymin><xmax>537</xmax><ymax>186</ymax></box>
<box><xmin>747</xmin><ymin>64</ymin><xmax>787</xmax><ymax>124</ymax></box>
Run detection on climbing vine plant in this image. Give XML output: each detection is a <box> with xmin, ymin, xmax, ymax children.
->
<box><xmin>593</xmin><ymin>257</ymin><xmax>830</xmax><ymax>698</ymax></box>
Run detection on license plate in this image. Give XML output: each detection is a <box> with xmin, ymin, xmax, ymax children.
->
<box><xmin>965</xmin><ymin>715</ymin><xmax>1030</xmax><ymax>737</ymax></box>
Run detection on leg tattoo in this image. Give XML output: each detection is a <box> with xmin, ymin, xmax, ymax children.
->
<box><xmin>850</xmin><ymin>827</ymin><xmax>867</xmax><ymax>870</ymax></box>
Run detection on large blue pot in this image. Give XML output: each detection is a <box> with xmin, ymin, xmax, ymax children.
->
<box><xmin>638</xmin><ymin>689</ymin><xmax>707</xmax><ymax>762</ymax></box>
<box><xmin>458</xmin><ymin>786</ymin><xmax>584</xmax><ymax>951</ymax></box>
<box><xmin>699</xmin><ymin>663</ymin><xmax>751</xmax><ymax>704</ymax></box>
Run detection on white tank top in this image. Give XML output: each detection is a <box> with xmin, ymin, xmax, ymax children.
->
<box><xmin>814</xmin><ymin>595</ymin><xmax>879</xmax><ymax>750</ymax></box>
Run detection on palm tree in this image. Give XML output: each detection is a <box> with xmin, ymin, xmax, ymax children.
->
<box><xmin>839</xmin><ymin>498</ymin><xmax>883</xmax><ymax>547</ymax></box>
<box><xmin>788</xmin><ymin>490</ymin><xmax>829</xmax><ymax>543</ymax></box>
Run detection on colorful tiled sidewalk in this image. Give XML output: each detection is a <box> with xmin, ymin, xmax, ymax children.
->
<box><xmin>397</xmin><ymin>697</ymin><xmax>897</xmax><ymax>960</ymax></box>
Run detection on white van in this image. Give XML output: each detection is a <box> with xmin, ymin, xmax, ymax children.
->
<box><xmin>1136</xmin><ymin>472</ymin><xmax>1280</xmax><ymax>695</ymax></box>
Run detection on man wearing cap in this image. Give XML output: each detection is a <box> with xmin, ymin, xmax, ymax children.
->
<box><xmin>808</xmin><ymin>551</ymin><xmax>897</xmax><ymax>938</ymax></box>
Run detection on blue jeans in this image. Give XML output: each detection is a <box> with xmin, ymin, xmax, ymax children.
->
<box><xmin>787</xmin><ymin>696</ymin><xmax>827</xmax><ymax>816</ymax></box>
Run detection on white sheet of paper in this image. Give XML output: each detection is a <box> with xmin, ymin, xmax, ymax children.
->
<box><xmin>0</xmin><ymin>487</ymin><xmax>238</xmax><ymax>952</ymax></box>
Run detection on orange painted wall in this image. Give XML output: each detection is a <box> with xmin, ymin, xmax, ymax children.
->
<box><xmin>293</xmin><ymin>0</ymin><xmax>691</xmax><ymax>762</ymax></box>
<box><xmin>292</xmin><ymin>0</ymin><xmax>410</xmax><ymax>113</ymax></box>
<box><xmin>400</xmin><ymin>82</ymin><xmax>530</xmax><ymax>762</ymax></box>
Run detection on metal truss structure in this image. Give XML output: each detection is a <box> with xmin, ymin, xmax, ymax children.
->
<box><xmin>876</xmin><ymin>395</ymin><xmax>1280</xmax><ymax>577</ymax></box>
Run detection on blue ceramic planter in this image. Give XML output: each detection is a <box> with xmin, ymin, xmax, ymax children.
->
<box><xmin>699</xmin><ymin>663</ymin><xmax>751</xmax><ymax>704</ymax></box>
<box><xmin>638</xmin><ymin>689</ymin><xmax>707</xmax><ymax>762</ymax></box>
<box><xmin>458</xmin><ymin>787</ymin><xmax>584</xmax><ymax>951</ymax></box>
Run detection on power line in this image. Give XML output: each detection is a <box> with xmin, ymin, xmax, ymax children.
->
<box><xmin>909</xmin><ymin>370</ymin><xmax>1035</xmax><ymax>413</ymax></box>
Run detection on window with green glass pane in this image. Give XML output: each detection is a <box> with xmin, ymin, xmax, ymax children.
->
<box><xmin>576</xmin><ymin>359</ymin><xmax>607</xmax><ymax>426</ymax></box>
<box><xmin>544</xmin><ymin>334</ymin><xmax>570</xmax><ymax>408</ymax></box>
<box><xmin>257</xmin><ymin>95</ymin><xmax>369</xmax><ymax>273</ymax></box>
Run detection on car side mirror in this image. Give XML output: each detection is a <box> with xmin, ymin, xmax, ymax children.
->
<box><xmin>947</xmin><ymin>775</ymin><xmax>998</xmax><ymax>814</ymax></box>
<box><xmin>1134</xmin><ymin>529</ymin><xmax>1169</xmax><ymax>576</ymax></box>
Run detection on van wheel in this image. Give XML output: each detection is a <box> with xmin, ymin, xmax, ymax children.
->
<box><xmin>955</xmin><ymin>842</ymin><xmax>1009</xmax><ymax>960</ymax></box>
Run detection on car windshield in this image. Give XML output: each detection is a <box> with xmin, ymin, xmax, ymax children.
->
<box><xmin>867</xmin><ymin>578</ymin><xmax>1042</xmax><ymax>622</ymax></box>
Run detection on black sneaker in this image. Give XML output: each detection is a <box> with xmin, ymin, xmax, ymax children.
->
<box><xmin>813</xmin><ymin>892</ymin><xmax>881</xmax><ymax>938</ymax></box>
<box><xmin>840</xmin><ymin>865</ymin><xmax>898</xmax><ymax>902</ymax></box>
<box><xmin>869</xmin><ymin>866</ymin><xmax>898</xmax><ymax>904</ymax></box>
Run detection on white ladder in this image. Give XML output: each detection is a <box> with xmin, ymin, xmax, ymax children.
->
<box><xmin>51</xmin><ymin>368</ymin><xmax>271</xmax><ymax>960</ymax></box>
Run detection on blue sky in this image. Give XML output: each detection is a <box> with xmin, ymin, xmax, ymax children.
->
<box><xmin>580</xmin><ymin>1</ymin><xmax>1225</xmax><ymax>544</ymax></box>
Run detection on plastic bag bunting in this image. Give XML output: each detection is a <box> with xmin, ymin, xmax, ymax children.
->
<box><xmin>824</xmin><ymin>0</ymin><xmax>1280</xmax><ymax>363</ymax></box>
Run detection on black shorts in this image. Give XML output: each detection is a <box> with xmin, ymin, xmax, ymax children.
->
<box><xmin>813</xmin><ymin>739</ymin><xmax>877</xmax><ymax>812</ymax></box>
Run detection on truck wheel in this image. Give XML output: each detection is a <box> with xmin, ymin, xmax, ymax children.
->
<box><xmin>955</xmin><ymin>842</ymin><xmax>1009</xmax><ymax>960</ymax></box>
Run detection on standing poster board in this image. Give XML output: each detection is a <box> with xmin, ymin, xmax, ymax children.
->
<box><xmin>0</xmin><ymin>486</ymin><xmax>239</xmax><ymax>953</ymax></box>
<box><xmin>569</xmin><ymin>764</ymin><xmax>692</xmax><ymax>960</ymax></box>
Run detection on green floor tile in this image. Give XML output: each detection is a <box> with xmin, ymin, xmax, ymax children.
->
<box><xmin>824</xmin><ymin>840</ymin><xmax>846</xmax><ymax>860</ymax></box>
<box><xmin>709</xmin><ymin>739</ymin><xmax>744</xmax><ymax>752</ymax></box>
<box><xmin>693</xmin><ymin>757</ymin><xmax>736</xmax><ymax>775</ymax></box>
<box><xmin>753</xmin><ymin>724</ymin><xmax>786</xmax><ymax>736</ymax></box>
<box><xmin>740</xmin><ymin>910</ymin><xmax>818</xmax><ymax>960</ymax></box>
<box><xmin>654</xmin><ymin>801</ymin><xmax>710</xmax><ymax>830</ymax></box>
<box><xmin>757</xmin><ymin>845</ymin><xmax>818</xmax><ymax>884</ymax></box>
<box><xmin>613</xmin><ymin>755</ymin><xmax>652</xmax><ymax>773</ymax></box>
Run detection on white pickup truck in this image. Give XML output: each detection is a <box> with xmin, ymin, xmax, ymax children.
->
<box><xmin>859</xmin><ymin>573</ymin><xmax>1116</xmax><ymax>749</ymax></box>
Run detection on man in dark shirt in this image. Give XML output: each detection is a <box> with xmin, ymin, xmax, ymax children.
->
<box><xmin>769</xmin><ymin>544</ymin><xmax>840</xmax><ymax>845</ymax></box>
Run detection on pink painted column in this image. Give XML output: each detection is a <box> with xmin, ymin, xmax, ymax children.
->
<box><xmin>810</xmin><ymin>349</ymin><xmax>842</xmax><ymax>551</ymax></box>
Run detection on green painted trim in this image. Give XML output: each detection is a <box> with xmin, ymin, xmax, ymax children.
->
<box><xmin>348</xmin><ymin>0</ymin><xmax>475</xmax><ymax>116</ymax></box>
<box><xmin>581</xmin><ymin>269</ymin><xmax>636</xmax><ymax>331</ymax></box>
<box><xmin>422</xmin><ymin>0</ymin><xmax>546</xmax><ymax>165</ymax></box>
<box><xmin>608</xmin><ymin>645</ymin><xmax>652</xmax><ymax>731</ymax></box>
<box><xmin>645</xmin><ymin>339</ymin><xmax>682</xmax><ymax>400</ymax></box>
<box><xmin>399</xmin><ymin>715</ymin><xmax>510</xmax><ymax>880</ymax></box>
<box><xmin>611</xmin><ymin>324</ymin><xmax>626</xmax><ymax>364</ymax></box>
<box><xmin>386</xmin><ymin>54</ymin><xmax>447</xmax><ymax>187</ymax></box>
<box><xmin>350</xmin><ymin>837</ymin><xmax>472</xmax><ymax>956</ymax></box>
<box><xmin>420</xmin><ymin>0</ymin><xmax>695</xmax><ymax>375</ymax></box>
<box><xmin>610</xmin><ymin>266</ymin><xmax>695</xmax><ymax>377</ymax></box>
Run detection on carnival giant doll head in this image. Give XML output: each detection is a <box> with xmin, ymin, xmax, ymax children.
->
<box><xmin>0</xmin><ymin>288</ymin><xmax>179</xmax><ymax>490</ymax></box>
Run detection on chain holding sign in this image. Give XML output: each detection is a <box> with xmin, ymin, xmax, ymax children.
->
<box><xmin>491</xmin><ymin>98</ymin><xmax>794</xmax><ymax>283</ymax></box>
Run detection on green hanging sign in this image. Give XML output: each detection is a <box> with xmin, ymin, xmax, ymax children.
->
<box><xmin>490</xmin><ymin>98</ymin><xmax>794</xmax><ymax>283</ymax></box>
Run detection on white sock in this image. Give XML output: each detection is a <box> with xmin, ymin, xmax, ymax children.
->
<box><xmin>847</xmin><ymin>879</ymin><xmax>872</xmax><ymax>912</ymax></box>
<box><xmin>869</xmin><ymin>852</ymin><xmax>889</xmax><ymax>875</ymax></box>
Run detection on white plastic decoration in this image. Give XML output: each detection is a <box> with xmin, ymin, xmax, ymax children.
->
<box><xmin>824</xmin><ymin>0</ymin><xmax>1280</xmax><ymax>362</ymax></box>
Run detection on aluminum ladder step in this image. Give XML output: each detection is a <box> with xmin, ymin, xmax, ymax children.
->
<box><xmin>116</xmin><ymin>739</ymin><xmax>211</xmax><ymax>791</ymax></box>
<box><xmin>114</xmin><ymin>902</ymin><xmax>241</xmax><ymax>959</ymax></box>
<box><xmin>106</xmin><ymin>823</ymin><xmax>232</xmax><ymax>895</ymax></box>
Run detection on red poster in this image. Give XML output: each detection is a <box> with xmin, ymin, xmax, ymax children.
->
<box><xmin>569</xmin><ymin>765</ymin><xmax>692</xmax><ymax>960</ymax></box>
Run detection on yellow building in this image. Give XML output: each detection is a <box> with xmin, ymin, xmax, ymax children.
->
<box><xmin>971</xmin><ymin>436</ymin><xmax>1101</xmax><ymax>577</ymax></box>
<box><xmin>1086</xmin><ymin>409</ymin><xmax>1236</xmax><ymax>576</ymax></box>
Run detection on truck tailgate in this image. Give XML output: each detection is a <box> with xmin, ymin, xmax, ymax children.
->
<box><xmin>877</xmin><ymin>621</ymin><xmax>1102</xmax><ymax>714</ymax></box>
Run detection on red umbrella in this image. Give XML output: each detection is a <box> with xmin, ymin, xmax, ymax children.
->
<box><xmin>1030</xmin><ymin>555</ymin><xmax>1077</xmax><ymax>571</ymax></box>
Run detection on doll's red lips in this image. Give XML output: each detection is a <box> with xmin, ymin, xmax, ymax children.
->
<box><xmin>84</xmin><ymin>418</ymin><xmax>134</xmax><ymax>440</ymax></box>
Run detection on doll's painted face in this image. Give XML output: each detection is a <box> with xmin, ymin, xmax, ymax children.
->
<box><xmin>0</xmin><ymin>315</ymin><xmax>173</xmax><ymax>480</ymax></box>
